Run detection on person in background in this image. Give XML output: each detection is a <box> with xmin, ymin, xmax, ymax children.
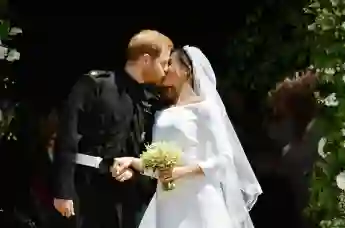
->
<box><xmin>266</xmin><ymin>70</ymin><xmax>319</xmax><ymax>228</ymax></box>
<box><xmin>31</xmin><ymin>108</ymin><xmax>69</xmax><ymax>228</ymax></box>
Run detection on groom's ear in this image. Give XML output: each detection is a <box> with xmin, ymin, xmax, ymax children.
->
<box><xmin>142</xmin><ymin>53</ymin><xmax>151</xmax><ymax>65</ymax></box>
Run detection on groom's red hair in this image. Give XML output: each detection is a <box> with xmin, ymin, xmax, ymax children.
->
<box><xmin>127</xmin><ymin>30</ymin><xmax>173</xmax><ymax>61</ymax></box>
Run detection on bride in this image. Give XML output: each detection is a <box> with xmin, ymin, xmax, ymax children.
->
<box><xmin>114</xmin><ymin>46</ymin><xmax>262</xmax><ymax>228</ymax></box>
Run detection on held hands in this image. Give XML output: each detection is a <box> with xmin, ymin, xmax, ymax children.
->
<box><xmin>112</xmin><ymin>168</ymin><xmax>134</xmax><ymax>182</ymax></box>
<box><xmin>110</xmin><ymin>158</ymin><xmax>193</xmax><ymax>183</ymax></box>
<box><xmin>53</xmin><ymin>198</ymin><xmax>75</xmax><ymax>218</ymax></box>
<box><xmin>110</xmin><ymin>157</ymin><xmax>134</xmax><ymax>182</ymax></box>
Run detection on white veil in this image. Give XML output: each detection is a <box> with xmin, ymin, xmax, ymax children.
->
<box><xmin>183</xmin><ymin>46</ymin><xmax>262</xmax><ymax>212</ymax></box>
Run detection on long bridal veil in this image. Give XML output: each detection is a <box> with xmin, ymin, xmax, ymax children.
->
<box><xmin>183</xmin><ymin>46</ymin><xmax>262</xmax><ymax>221</ymax></box>
<box><xmin>139</xmin><ymin>46</ymin><xmax>262</xmax><ymax>228</ymax></box>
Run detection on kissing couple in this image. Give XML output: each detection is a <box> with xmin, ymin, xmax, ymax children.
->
<box><xmin>53</xmin><ymin>30</ymin><xmax>262</xmax><ymax>228</ymax></box>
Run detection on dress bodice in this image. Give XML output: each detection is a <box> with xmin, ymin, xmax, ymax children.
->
<box><xmin>152</xmin><ymin>101</ymin><xmax>208</xmax><ymax>167</ymax></box>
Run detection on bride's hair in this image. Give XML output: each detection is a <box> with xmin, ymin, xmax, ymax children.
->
<box><xmin>173</xmin><ymin>48</ymin><xmax>194</xmax><ymax>80</ymax></box>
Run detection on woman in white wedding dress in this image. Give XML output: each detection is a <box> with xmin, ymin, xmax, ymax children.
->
<box><xmin>115</xmin><ymin>46</ymin><xmax>262</xmax><ymax>228</ymax></box>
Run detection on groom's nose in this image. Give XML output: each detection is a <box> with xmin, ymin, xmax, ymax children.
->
<box><xmin>163</xmin><ymin>63</ymin><xmax>169</xmax><ymax>74</ymax></box>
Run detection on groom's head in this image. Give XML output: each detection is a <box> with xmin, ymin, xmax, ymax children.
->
<box><xmin>126</xmin><ymin>30</ymin><xmax>173</xmax><ymax>84</ymax></box>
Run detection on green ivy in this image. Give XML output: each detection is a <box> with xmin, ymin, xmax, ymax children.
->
<box><xmin>223</xmin><ymin>0</ymin><xmax>311</xmax><ymax>96</ymax></box>
<box><xmin>0</xmin><ymin>19</ymin><xmax>21</xmax><ymax>140</ymax></box>
<box><xmin>306</xmin><ymin>0</ymin><xmax>345</xmax><ymax>226</ymax></box>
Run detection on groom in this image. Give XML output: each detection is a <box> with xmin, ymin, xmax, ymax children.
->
<box><xmin>53</xmin><ymin>30</ymin><xmax>173</xmax><ymax>228</ymax></box>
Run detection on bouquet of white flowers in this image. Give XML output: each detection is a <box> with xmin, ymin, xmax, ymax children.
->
<box><xmin>140</xmin><ymin>141</ymin><xmax>182</xmax><ymax>191</ymax></box>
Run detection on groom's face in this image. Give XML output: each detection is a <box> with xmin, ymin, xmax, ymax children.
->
<box><xmin>142</xmin><ymin>47</ymin><xmax>171</xmax><ymax>84</ymax></box>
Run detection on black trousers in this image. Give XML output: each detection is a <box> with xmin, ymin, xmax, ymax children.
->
<box><xmin>74</xmin><ymin>165</ymin><xmax>145</xmax><ymax>228</ymax></box>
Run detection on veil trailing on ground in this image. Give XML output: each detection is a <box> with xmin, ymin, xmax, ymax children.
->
<box><xmin>183</xmin><ymin>46</ymin><xmax>262</xmax><ymax>212</ymax></box>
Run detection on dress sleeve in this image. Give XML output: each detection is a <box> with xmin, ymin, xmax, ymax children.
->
<box><xmin>53</xmin><ymin>77</ymin><xmax>91</xmax><ymax>199</ymax></box>
<box><xmin>198</xmin><ymin>103</ymin><xmax>235</xmax><ymax>179</ymax></box>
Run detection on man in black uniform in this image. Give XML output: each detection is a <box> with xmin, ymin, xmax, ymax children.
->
<box><xmin>53</xmin><ymin>30</ymin><xmax>173</xmax><ymax>228</ymax></box>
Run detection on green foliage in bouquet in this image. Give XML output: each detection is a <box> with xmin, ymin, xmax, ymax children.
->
<box><xmin>140</xmin><ymin>141</ymin><xmax>182</xmax><ymax>191</ymax></box>
<box><xmin>305</xmin><ymin>0</ymin><xmax>345</xmax><ymax>226</ymax></box>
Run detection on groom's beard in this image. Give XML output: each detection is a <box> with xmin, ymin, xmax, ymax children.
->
<box><xmin>158</xmin><ymin>86</ymin><xmax>178</xmax><ymax>106</ymax></box>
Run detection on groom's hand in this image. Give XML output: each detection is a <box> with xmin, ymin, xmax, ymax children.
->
<box><xmin>112</xmin><ymin>168</ymin><xmax>134</xmax><ymax>182</ymax></box>
<box><xmin>113</xmin><ymin>157</ymin><xmax>133</xmax><ymax>172</ymax></box>
<box><xmin>53</xmin><ymin>198</ymin><xmax>75</xmax><ymax>218</ymax></box>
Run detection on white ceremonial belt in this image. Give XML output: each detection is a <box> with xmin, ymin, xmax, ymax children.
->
<box><xmin>75</xmin><ymin>153</ymin><xmax>103</xmax><ymax>168</ymax></box>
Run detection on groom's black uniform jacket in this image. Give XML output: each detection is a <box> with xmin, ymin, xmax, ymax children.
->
<box><xmin>53</xmin><ymin>69</ymin><xmax>161</xmax><ymax>201</ymax></box>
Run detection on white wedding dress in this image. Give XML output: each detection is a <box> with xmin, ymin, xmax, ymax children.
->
<box><xmin>138</xmin><ymin>99</ymin><xmax>255</xmax><ymax>228</ymax></box>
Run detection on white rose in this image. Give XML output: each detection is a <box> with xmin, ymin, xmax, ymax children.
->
<box><xmin>324</xmin><ymin>93</ymin><xmax>339</xmax><ymax>107</ymax></box>
<box><xmin>9</xmin><ymin>27</ymin><xmax>22</xmax><ymax>36</ymax></box>
<box><xmin>6</xmin><ymin>49</ymin><xmax>20</xmax><ymax>62</ymax></box>
<box><xmin>0</xmin><ymin>45</ymin><xmax>8</xmax><ymax>59</ymax></box>
<box><xmin>336</xmin><ymin>171</ymin><xmax>345</xmax><ymax>190</ymax></box>
<box><xmin>318</xmin><ymin>137</ymin><xmax>328</xmax><ymax>158</ymax></box>
<box><xmin>324</xmin><ymin>68</ymin><xmax>336</xmax><ymax>75</ymax></box>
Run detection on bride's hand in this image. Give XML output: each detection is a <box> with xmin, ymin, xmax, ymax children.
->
<box><xmin>110</xmin><ymin>157</ymin><xmax>134</xmax><ymax>176</ymax></box>
<box><xmin>159</xmin><ymin>167</ymin><xmax>188</xmax><ymax>183</ymax></box>
<box><xmin>113</xmin><ymin>168</ymin><xmax>134</xmax><ymax>182</ymax></box>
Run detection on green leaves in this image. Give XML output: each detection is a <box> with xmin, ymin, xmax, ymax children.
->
<box><xmin>0</xmin><ymin>18</ymin><xmax>21</xmax><ymax>138</ymax></box>
<box><xmin>307</xmin><ymin>0</ymin><xmax>345</xmax><ymax>226</ymax></box>
<box><xmin>0</xmin><ymin>20</ymin><xmax>10</xmax><ymax>41</ymax></box>
<box><xmin>224</xmin><ymin>0</ymin><xmax>311</xmax><ymax>97</ymax></box>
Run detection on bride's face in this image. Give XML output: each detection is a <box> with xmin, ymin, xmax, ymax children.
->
<box><xmin>159</xmin><ymin>49</ymin><xmax>193</xmax><ymax>103</ymax></box>
<box><xmin>162</xmin><ymin>51</ymin><xmax>190</xmax><ymax>90</ymax></box>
